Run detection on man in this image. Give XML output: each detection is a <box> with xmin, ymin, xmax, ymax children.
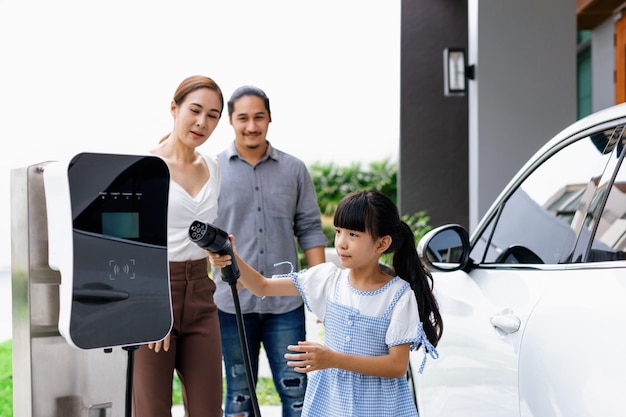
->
<box><xmin>213</xmin><ymin>85</ymin><xmax>327</xmax><ymax>417</ymax></box>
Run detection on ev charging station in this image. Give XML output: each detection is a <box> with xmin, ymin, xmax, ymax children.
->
<box><xmin>11</xmin><ymin>152</ymin><xmax>172</xmax><ymax>416</ymax></box>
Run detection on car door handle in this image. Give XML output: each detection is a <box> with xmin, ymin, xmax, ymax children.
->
<box><xmin>490</xmin><ymin>309</ymin><xmax>521</xmax><ymax>336</ymax></box>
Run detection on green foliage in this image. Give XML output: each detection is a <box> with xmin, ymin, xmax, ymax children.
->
<box><xmin>255</xmin><ymin>378</ymin><xmax>281</xmax><ymax>405</ymax></box>
<box><xmin>309</xmin><ymin>158</ymin><xmax>398</xmax><ymax>217</ymax></box>
<box><xmin>173</xmin><ymin>372</ymin><xmax>183</xmax><ymax>405</ymax></box>
<box><xmin>0</xmin><ymin>340</ymin><xmax>12</xmax><ymax>417</ymax></box>
<box><xmin>402</xmin><ymin>211</ymin><xmax>433</xmax><ymax>243</ymax></box>
<box><xmin>308</xmin><ymin>158</ymin><xmax>429</xmax><ymax>250</ymax></box>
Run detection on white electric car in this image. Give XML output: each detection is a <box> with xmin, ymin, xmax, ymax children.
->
<box><xmin>411</xmin><ymin>102</ymin><xmax>626</xmax><ymax>417</ymax></box>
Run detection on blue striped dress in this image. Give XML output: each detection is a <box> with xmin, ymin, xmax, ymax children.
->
<box><xmin>291</xmin><ymin>263</ymin><xmax>438</xmax><ymax>417</ymax></box>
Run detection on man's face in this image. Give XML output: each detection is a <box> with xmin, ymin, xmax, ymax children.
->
<box><xmin>229</xmin><ymin>95</ymin><xmax>271</xmax><ymax>150</ymax></box>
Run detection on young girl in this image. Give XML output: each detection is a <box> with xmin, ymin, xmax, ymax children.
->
<box><xmin>210</xmin><ymin>189</ymin><xmax>443</xmax><ymax>416</ymax></box>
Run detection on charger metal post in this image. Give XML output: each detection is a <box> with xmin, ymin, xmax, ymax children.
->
<box><xmin>11</xmin><ymin>152</ymin><xmax>172</xmax><ymax>417</ymax></box>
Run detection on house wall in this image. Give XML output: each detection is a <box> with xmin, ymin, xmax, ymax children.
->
<box><xmin>400</xmin><ymin>0</ymin><xmax>577</xmax><ymax>231</ymax></box>
<box><xmin>399</xmin><ymin>0</ymin><xmax>469</xmax><ymax>228</ymax></box>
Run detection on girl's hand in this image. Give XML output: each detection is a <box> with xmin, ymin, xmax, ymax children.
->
<box><xmin>207</xmin><ymin>235</ymin><xmax>241</xmax><ymax>291</ymax></box>
<box><xmin>148</xmin><ymin>333</ymin><xmax>171</xmax><ymax>352</ymax></box>
<box><xmin>206</xmin><ymin>234</ymin><xmax>235</xmax><ymax>268</ymax></box>
<box><xmin>285</xmin><ymin>341</ymin><xmax>334</xmax><ymax>373</ymax></box>
<box><xmin>207</xmin><ymin>251</ymin><xmax>232</xmax><ymax>268</ymax></box>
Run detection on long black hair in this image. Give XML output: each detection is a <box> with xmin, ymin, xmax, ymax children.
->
<box><xmin>333</xmin><ymin>190</ymin><xmax>443</xmax><ymax>346</ymax></box>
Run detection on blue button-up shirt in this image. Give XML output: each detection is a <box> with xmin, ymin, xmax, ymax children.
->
<box><xmin>212</xmin><ymin>141</ymin><xmax>327</xmax><ymax>314</ymax></box>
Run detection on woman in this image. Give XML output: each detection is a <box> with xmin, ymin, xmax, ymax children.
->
<box><xmin>133</xmin><ymin>75</ymin><xmax>224</xmax><ymax>417</ymax></box>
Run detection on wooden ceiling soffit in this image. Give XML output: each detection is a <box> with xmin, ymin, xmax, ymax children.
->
<box><xmin>577</xmin><ymin>0</ymin><xmax>626</xmax><ymax>29</ymax></box>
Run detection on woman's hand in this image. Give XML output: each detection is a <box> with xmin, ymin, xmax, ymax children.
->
<box><xmin>148</xmin><ymin>333</ymin><xmax>171</xmax><ymax>352</ymax></box>
<box><xmin>285</xmin><ymin>341</ymin><xmax>335</xmax><ymax>373</ymax></box>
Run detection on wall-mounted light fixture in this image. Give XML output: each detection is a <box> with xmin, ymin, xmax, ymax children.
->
<box><xmin>443</xmin><ymin>48</ymin><xmax>475</xmax><ymax>97</ymax></box>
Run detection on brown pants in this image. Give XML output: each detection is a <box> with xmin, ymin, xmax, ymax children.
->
<box><xmin>133</xmin><ymin>258</ymin><xmax>223</xmax><ymax>416</ymax></box>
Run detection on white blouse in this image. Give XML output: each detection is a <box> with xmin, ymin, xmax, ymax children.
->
<box><xmin>166</xmin><ymin>153</ymin><xmax>221</xmax><ymax>262</ymax></box>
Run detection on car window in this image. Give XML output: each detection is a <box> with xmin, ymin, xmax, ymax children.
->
<box><xmin>471</xmin><ymin>125</ymin><xmax>624</xmax><ymax>265</ymax></box>
<box><xmin>575</xmin><ymin>126</ymin><xmax>626</xmax><ymax>262</ymax></box>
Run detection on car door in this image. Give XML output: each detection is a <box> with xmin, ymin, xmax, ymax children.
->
<box><xmin>517</xmin><ymin>125</ymin><xmax>626</xmax><ymax>417</ymax></box>
<box><xmin>414</xmin><ymin>121</ymin><xmax>626</xmax><ymax>417</ymax></box>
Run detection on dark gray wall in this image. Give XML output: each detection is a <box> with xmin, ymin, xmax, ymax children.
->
<box><xmin>400</xmin><ymin>0</ymin><xmax>469</xmax><ymax>229</ymax></box>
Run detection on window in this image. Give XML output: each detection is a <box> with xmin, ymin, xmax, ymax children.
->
<box><xmin>470</xmin><ymin>126</ymin><xmax>624</xmax><ymax>265</ymax></box>
<box><xmin>577</xmin><ymin>126</ymin><xmax>626</xmax><ymax>261</ymax></box>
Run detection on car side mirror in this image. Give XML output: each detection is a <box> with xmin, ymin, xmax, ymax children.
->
<box><xmin>417</xmin><ymin>224</ymin><xmax>471</xmax><ymax>272</ymax></box>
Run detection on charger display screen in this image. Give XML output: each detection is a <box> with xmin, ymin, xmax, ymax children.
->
<box><xmin>69</xmin><ymin>153</ymin><xmax>169</xmax><ymax>246</ymax></box>
<box><xmin>102</xmin><ymin>212</ymin><xmax>139</xmax><ymax>238</ymax></box>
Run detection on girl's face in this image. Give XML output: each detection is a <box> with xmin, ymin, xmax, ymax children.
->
<box><xmin>229</xmin><ymin>95</ymin><xmax>271</xmax><ymax>151</ymax></box>
<box><xmin>171</xmin><ymin>88</ymin><xmax>222</xmax><ymax>148</ymax></box>
<box><xmin>334</xmin><ymin>226</ymin><xmax>386</xmax><ymax>269</ymax></box>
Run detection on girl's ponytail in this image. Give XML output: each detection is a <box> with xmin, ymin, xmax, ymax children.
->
<box><xmin>393</xmin><ymin>221</ymin><xmax>443</xmax><ymax>347</ymax></box>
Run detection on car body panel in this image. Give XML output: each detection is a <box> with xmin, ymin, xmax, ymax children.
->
<box><xmin>415</xmin><ymin>268</ymin><xmax>547</xmax><ymax>416</ymax></box>
<box><xmin>518</xmin><ymin>265</ymin><xmax>626</xmax><ymax>417</ymax></box>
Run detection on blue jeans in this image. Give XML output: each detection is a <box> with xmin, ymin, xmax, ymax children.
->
<box><xmin>218</xmin><ymin>306</ymin><xmax>307</xmax><ymax>417</ymax></box>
